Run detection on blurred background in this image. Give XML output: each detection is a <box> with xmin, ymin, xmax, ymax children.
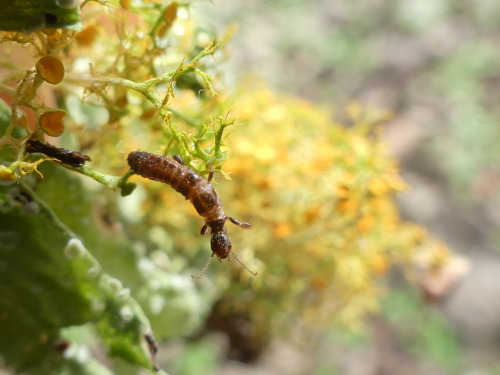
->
<box><xmin>2</xmin><ymin>1</ymin><xmax>500</xmax><ymax>375</ymax></box>
<box><xmin>185</xmin><ymin>1</ymin><xmax>500</xmax><ymax>374</ymax></box>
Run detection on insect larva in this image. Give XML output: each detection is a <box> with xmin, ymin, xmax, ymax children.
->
<box><xmin>127</xmin><ymin>150</ymin><xmax>256</xmax><ymax>277</ymax></box>
<box><xmin>144</xmin><ymin>333</ymin><xmax>160</xmax><ymax>371</ymax></box>
<box><xmin>26</xmin><ymin>139</ymin><xmax>91</xmax><ymax>168</ymax></box>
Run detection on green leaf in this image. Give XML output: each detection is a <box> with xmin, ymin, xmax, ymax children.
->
<box><xmin>0</xmin><ymin>0</ymin><xmax>81</xmax><ymax>32</ymax></box>
<box><xmin>0</xmin><ymin>182</ymin><xmax>156</xmax><ymax>373</ymax></box>
<box><xmin>0</xmin><ymin>191</ymin><xmax>104</xmax><ymax>372</ymax></box>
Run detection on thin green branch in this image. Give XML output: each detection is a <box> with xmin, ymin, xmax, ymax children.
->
<box><xmin>65</xmin><ymin>40</ymin><xmax>220</xmax><ymax>110</ymax></box>
<box><xmin>213</xmin><ymin>118</ymin><xmax>232</xmax><ymax>161</ymax></box>
<box><xmin>62</xmin><ymin>39</ymin><xmax>225</xmax><ymax>175</ymax></box>
<box><xmin>194</xmin><ymin>68</ymin><xmax>217</xmax><ymax>96</ymax></box>
<box><xmin>63</xmin><ymin>165</ymin><xmax>136</xmax><ymax>196</ymax></box>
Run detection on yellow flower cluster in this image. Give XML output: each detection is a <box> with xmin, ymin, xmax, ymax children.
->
<box><xmin>197</xmin><ymin>82</ymin><xmax>452</xmax><ymax>348</ymax></box>
<box><xmin>132</xmin><ymin>79</ymin><xmax>452</xmax><ymax>352</ymax></box>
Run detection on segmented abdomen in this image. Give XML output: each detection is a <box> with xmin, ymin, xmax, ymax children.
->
<box><xmin>26</xmin><ymin>139</ymin><xmax>91</xmax><ymax>167</ymax></box>
<box><xmin>127</xmin><ymin>151</ymin><xmax>225</xmax><ymax>222</ymax></box>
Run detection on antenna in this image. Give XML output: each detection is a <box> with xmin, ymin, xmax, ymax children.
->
<box><xmin>230</xmin><ymin>250</ymin><xmax>258</xmax><ymax>276</ymax></box>
<box><xmin>191</xmin><ymin>255</ymin><xmax>214</xmax><ymax>279</ymax></box>
<box><xmin>191</xmin><ymin>252</ymin><xmax>258</xmax><ymax>279</ymax></box>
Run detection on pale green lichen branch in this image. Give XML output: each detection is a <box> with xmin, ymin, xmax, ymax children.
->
<box><xmin>64</xmin><ymin>165</ymin><xmax>136</xmax><ymax>196</ymax></box>
<box><xmin>213</xmin><ymin>117</ymin><xmax>233</xmax><ymax>161</ymax></box>
<box><xmin>63</xmin><ymin>39</ymin><xmax>227</xmax><ymax>178</ymax></box>
<box><xmin>64</xmin><ymin>41</ymin><xmax>218</xmax><ymax>159</ymax></box>
<box><xmin>65</xmin><ymin>40</ymin><xmax>220</xmax><ymax>108</ymax></box>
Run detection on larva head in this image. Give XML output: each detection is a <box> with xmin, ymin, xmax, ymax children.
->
<box><xmin>211</xmin><ymin>231</ymin><xmax>232</xmax><ymax>259</ymax></box>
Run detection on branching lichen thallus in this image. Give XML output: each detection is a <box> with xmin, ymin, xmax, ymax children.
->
<box><xmin>127</xmin><ymin>151</ymin><xmax>256</xmax><ymax>278</ymax></box>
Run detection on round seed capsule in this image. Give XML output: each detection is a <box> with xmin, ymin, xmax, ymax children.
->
<box><xmin>156</xmin><ymin>2</ymin><xmax>178</xmax><ymax>37</ymax></box>
<box><xmin>75</xmin><ymin>26</ymin><xmax>99</xmax><ymax>47</ymax></box>
<box><xmin>0</xmin><ymin>169</ymin><xmax>18</xmax><ymax>185</ymax></box>
<box><xmin>39</xmin><ymin>110</ymin><xmax>66</xmax><ymax>136</ymax></box>
<box><xmin>120</xmin><ymin>0</ymin><xmax>131</xmax><ymax>9</ymax></box>
<box><xmin>36</xmin><ymin>56</ymin><xmax>65</xmax><ymax>85</ymax></box>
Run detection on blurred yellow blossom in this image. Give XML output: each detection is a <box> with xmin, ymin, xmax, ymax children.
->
<box><xmin>192</xmin><ymin>81</ymin><xmax>454</xmax><ymax>351</ymax></box>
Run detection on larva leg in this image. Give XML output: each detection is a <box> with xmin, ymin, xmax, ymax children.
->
<box><xmin>200</xmin><ymin>224</ymin><xmax>209</xmax><ymax>235</ymax></box>
<box><xmin>207</xmin><ymin>170</ymin><xmax>214</xmax><ymax>183</ymax></box>
<box><xmin>228</xmin><ymin>216</ymin><xmax>252</xmax><ymax>229</ymax></box>
<box><xmin>173</xmin><ymin>154</ymin><xmax>184</xmax><ymax>165</ymax></box>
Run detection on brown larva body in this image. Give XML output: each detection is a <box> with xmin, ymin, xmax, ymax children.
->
<box><xmin>144</xmin><ymin>333</ymin><xmax>160</xmax><ymax>371</ymax></box>
<box><xmin>127</xmin><ymin>151</ymin><xmax>253</xmax><ymax>263</ymax></box>
<box><xmin>26</xmin><ymin>139</ymin><xmax>91</xmax><ymax>168</ymax></box>
<box><xmin>127</xmin><ymin>151</ymin><xmax>224</xmax><ymax>222</ymax></box>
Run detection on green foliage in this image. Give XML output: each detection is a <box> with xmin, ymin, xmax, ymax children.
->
<box><xmin>0</xmin><ymin>180</ymin><xmax>154</xmax><ymax>373</ymax></box>
<box><xmin>0</xmin><ymin>0</ymin><xmax>81</xmax><ymax>33</ymax></box>
<box><xmin>383</xmin><ymin>289</ymin><xmax>462</xmax><ymax>372</ymax></box>
<box><xmin>170</xmin><ymin>340</ymin><xmax>219</xmax><ymax>375</ymax></box>
<box><xmin>430</xmin><ymin>42</ymin><xmax>500</xmax><ymax>190</ymax></box>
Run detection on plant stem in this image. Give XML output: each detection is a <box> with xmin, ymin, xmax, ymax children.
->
<box><xmin>64</xmin><ymin>165</ymin><xmax>136</xmax><ymax>195</ymax></box>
